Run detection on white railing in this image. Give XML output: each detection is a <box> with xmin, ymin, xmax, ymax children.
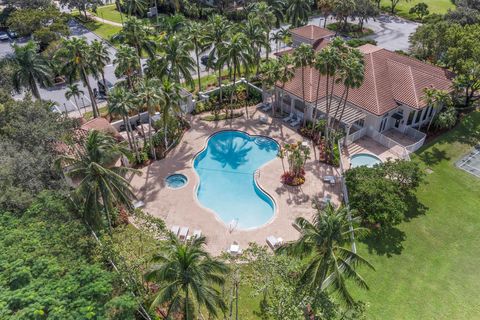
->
<box><xmin>344</xmin><ymin>127</ymin><xmax>366</xmax><ymax>146</ymax></box>
<box><xmin>367</xmin><ymin>127</ymin><xmax>410</xmax><ymax>160</ymax></box>
<box><xmin>404</xmin><ymin>127</ymin><xmax>427</xmax><ymax>153</ymax></box>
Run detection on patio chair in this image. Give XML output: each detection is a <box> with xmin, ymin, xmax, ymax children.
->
<box><xmin>228</xmin><ymin>241</ymin><xmax>242</xmax><ymax>255</ymax></box>
<box><xmin>283</xmin><ymin>113</ymin><xmax>294</xmax><ymax>123</ymax></box>
<box><xmin>323</xmin><ymin>175</ymin><xmax>336</xmax><ymax>185</ymax></box>
<box><xmin>132</xmin><ymin>200</ymin><xmax>145</xmax><ymax>209</ymax></box>
<box><xmin>193</xmin><ymin>229</ymin><xmax>202</xmax><ymax>239</ymax></box>
<box><xmin>266</xmin><ymin>236</ymin><xmax>283</xmax><ymax>249</ymax></box>
<box><xmin>261</xmin><ymin>102</ymin><xmax>272</xmax><ymax>112</ymax></box>
<box><xmin>170</xmin><ymin>225</ymin><xmax>180</xmax><ymax>236</ymax></box>
<box><xmin>179</xmin><ymin>226</ymin><xmax>189</xmax><ymax>240</ymax></box>
<box><xmin>259</xmin><ymin>115</ymin><xmax>269</xmax><ymax>124</ymax></box>
<box><xmin>290</xmin><ymin>116</ymin><xmax>302</xmax><ymax>128</ymax></box>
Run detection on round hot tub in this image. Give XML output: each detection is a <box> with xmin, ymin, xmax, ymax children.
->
<box><xmin>165</xmin><ymin>174</ymin><xmax>188</xmax><ymax>189</ymax></box>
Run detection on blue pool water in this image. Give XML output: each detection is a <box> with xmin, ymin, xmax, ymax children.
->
<box><xmin>193</xmin><ymin>131</ymin><xmax>279</xmax><ymax>229</ymax></box>
<box><xmin>350</xmin><ymin>153</ymin><xmax>382</xmax><ymax>168</ymax></box>
<box><xmin>166</xmin><ymin>174</ymin><xmax>188</xmax><ymax>188</ymax></box>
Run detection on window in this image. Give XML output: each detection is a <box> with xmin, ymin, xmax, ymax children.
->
<box><xmin>429</xmin><ymin>106</ymin><xmax>435</xmax><ymax>117</ymax></box>
<box><xmin>422</xmin><ymin>107</ymin><xmax>429</xmax><ymax>121</ymax></box>
<box><xmin>294</xmin><ymin>100</ymin><xmax>305</xmax><ymax>112</ymax></box>
<box><xmin>415</xmin><ymin>110</ymin><xmax>422</xmax><ymax>123</ymax></box>
<box><xmin>407</xmin><ymin>111</ymin><xmax>415</xmax><ymax>125</ymax></box>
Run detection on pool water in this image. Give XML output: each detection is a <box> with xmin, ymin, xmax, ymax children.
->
<box><xmin>193</xmin><ymin>131</ymin><xmax>279</xmax><ymax>229</ymax></box>
<box><xmin>350</xmin><ymin>153</ymin><xmax>382</xmax><ymax>168</ymax></box>
<box><xmin>165</xmin><ymin>174</ymin><xmax>188</xmax><ymax>189</ymax></box>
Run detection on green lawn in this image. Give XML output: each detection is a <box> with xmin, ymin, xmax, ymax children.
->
<box><xmin>73</xmin><ymin>14</ymin><xmax>122</xmax><ymax>41</ymax></box>
<box><xmin>353</xmin><ymin>111</ymin><xmax>480</xmax><ymax>319</ymax></box>
<box><xmin>94</xmin><ymin>4</ymin><xmax>125</xmax><ymax>24</ymax></box>
<box><xmin>380</xmin><ymin>0</ymin><xmax>455</xmax><ymax>19</ymax></box>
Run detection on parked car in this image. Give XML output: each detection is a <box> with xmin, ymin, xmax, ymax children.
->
<box><xmin>0</xmin><ymin>32</ymin><xmax>9</xmax><ymax>41</ymax></box>
<box><xmin>7</xmin><ymin>30</ymin><xmax>18</xmax><ymax>39</ymax></box>
<box><xmin>97</xmin><ymin>79</ymin><xmax>114</xmax><ymax>97</ymax></box>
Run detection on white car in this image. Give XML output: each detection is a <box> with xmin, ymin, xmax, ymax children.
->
<box><xmin>0</xmin><ymin>32</ymin><xmax>9</xmax><ymax>41</ymax></box>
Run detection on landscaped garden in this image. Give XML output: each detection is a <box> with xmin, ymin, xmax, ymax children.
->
<box><xmin>380</xmin><ymin>0</ymin><xmax>455</xmax><ymax>18</ymax></box>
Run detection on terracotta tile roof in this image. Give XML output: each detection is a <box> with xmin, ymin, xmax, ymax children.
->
<box><xmin>290</xmin><ymin>25</ymin><xmax>335</xmax><ymax>41</ymax></box>
<box><xmin>274</xmin><ymin>39</ymin><xmax>330</xmax><ymax>57</ymax></box>
<box><xmin>277</xmin><ymin>44</ymin><xmax>454</xmax><ymax>116</ymax></box>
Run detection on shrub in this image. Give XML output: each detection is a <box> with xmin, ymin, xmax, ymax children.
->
<box><xmin>281</xmin><ymin>170</ymin><xmax>306</xmax><ymax>186</ymax></box>
<box><xmin>346</xmin><ymin>38</ymin><xmax>377</xmax><ymax>48</ymax></box>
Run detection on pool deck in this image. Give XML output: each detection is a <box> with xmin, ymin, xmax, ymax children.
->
<box><xmin>129</xmin><ymin>106</ymin><xmax>342</xmax><ymax>255</ymax></box>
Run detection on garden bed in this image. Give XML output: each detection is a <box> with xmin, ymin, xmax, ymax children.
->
<box><xmin>327</xmin><ymin>22</ymin><xmax>374</xmax><ymax>38</ymax></box>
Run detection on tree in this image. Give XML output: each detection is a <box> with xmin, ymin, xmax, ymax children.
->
<box><xmin>260</xmin><ymin>59</ymin><xmax>281</xmax><ymax>115</ymax></box>
<box><xmin>108</xmin><ymin>85</ymin><xmax>140</xmax><ymax>161</ymax></box>
<box><xmin>332</xmin><ymin>0</ymin><xmax>356</xmax><ymax>31</ymax></box>
<box><xmin>203</xmin><ymin>15</ymin><xmax>231</xmax><ymax>111</ymax></box>
<box><xmin>125</xmin><ymin>0</ymin><xmax>148</xmax><ymax>16</ymax></box>
<box><xmin>219</xmin><ymin>33</ymin><xmax>252</xmax><ymax>116</ymax></box>
<box><xmin>10</xmin><ymin>41</ymin><xmax>52</xmax><ymax>100</ymax></box>
<box><xmin>434</xmin><ymin>106</ymin><xmax>458</xmax><ymax>129</ymax></box>
<box><xmin>249</xmin><ymin>1</ymin><xmax>276</xmax><ymax>60</ymax></box>
<box><xmin>278</xmin><ymin>204</ymin><xmax>374</xmax><ymax>306</ymax></box>
<box><xmin>241</xmin><ymin>17</ymin><xmax>268</xmax><ymax>74</ymax></box>
<box><xmin>388</xmin><ymin>0</ymin><xmax>410</xmax><ymax>14</ymax></box>
<box><xmin>409</xmin><ymin>2</ymin><xmax>429</xmax><ymax>20</ymax></box>
<box><xmin>59</xmin><ymin>0</ymin><xmax>103</xmax><ymax>20</ymax></box>
<box><xmin>137</xmin><ymin>78</ymin><xmax>164</xmax><ymax>160</ymax></box>
<box><xmin>317</xmin><ymin>0</ymin><xmax>334</xmax><ymax>27</ymax></box>
<box><xmin>114</xmin><ymin>45</ymin><xmax>140</xmax><ymax>90</ymax></box>
<box><xmin>145</xmin><ymin>235</ymin><xmax>229</xmax><ymax>319</ymax></box>
<box><xmin>287</xmin><ymin>0</ymin><xmax>312</xmax><ymax>27</ymax></box>
<box><xmin>453</xmin><ymin>60</ymin><xmax>480</xmax><ymax>108</ymax></box>
<box><xmin>185</xmin><ymin>21</ymin><xmax>207</xmax><ymax>92</ymax></box>
<box><xmin>90</xmin><ymin>39</ymin><xmax>111</xmax><ymax>97</ymax></box>
<box><xmin>113</xmin><ymin>18</ymin><xmax>156</xmax><ymax>77</ymax></box>
<box><xmin>155</xmin><ymin>35</ymin><xmax>195</xmax><ymax>87</ymax></box>
<box><xmin>56</xmin><ymin>37</ymin><xmax>100</xmax><ymax>117</ymax></box>
<box><xmin>277</xmin><ymin>54</ymin><xmax>295</xmax><ymax>114</ymax></box>
<box><xmin>423</xmin><ymin>88</ymin><xmax>452</xmax><ymax>132</ymax></box>
<box><xmin>292</xmin><ymin>43</ymin><xmax>315</xmax><ymax>126</ymax></box>
<box><xmin>65</xmin><ymin>83</ymin><xmax>84</xmax><ymax>115</ymax></box>
<box><xmin>353</xmin><ymin>0</ymin><xmax>379</xmax><ymax>30</ymax></box>
<box><xmin>160</xmin><ymin>79</ymin><xmax>182</xmax><ymax>149</ymax></box>
<box><xmin>63</xmin><ymin>130</ymin><xmax>138</xmax><ymax>232</ymax></box>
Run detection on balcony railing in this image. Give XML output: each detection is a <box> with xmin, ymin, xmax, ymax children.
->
<box><xmin>404</xmin><ymin>127</ymin><xmax>427</xmax><ymax>153</ymax></box>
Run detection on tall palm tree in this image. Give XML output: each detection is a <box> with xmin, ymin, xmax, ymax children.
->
<box><xmin>292</xmin><ymin>43</ymin><xmax>315</xmax><ymax>125</ymax></box>
<box><xmin>108</xmin><ymin>85</ymin><xmax>141</xmax><ymax>161</ymax></box>
<box><xmin>266</xmin><ymin>0</ymin><xmax>286</xmax><ymax>27</ymax></box>
<box><xmin>160</xmin><ymin>79</ymin><xmax>182</xmax><ymax>149</ymax></box>
<box><xmin>11</xmin><ymin>41</ymin><xmax>52</xmax><ymax>100</ymax></box>
<box><xmin>286</xmin><ymin>0</ymin><xmax>311</xmax><ymax>27</ymax></box>
<box><xmin>203</xmin><ymin>15</ymin><xmax>231</xmax><ymax>110</ymax></box>
<box><xmin>137</xmin><ymin>78</ymin><xmax>165</xmax><ymax>160</ymax></box>
<box><xmin>241</xmin><ymin>17</ymin><xmax>268</xmax><ymax>75</ymax></box>
<box><xmin>113</xmin><ymin>18</ymin><xmax>156</xmax><ymax>76</ymax></box>
<box><xmin>63</xmin><ymin>130</ymin><xmax>138</xmax><ymax>233</ymax></box>
<box><xmin>278</xmin><ymin>204</ymin><xmax>374</xmax><ymax>305</ymax></box>
<box><xmin>125</xmin><ymin>0</ymin><xmax>148</xmax><ymax>16</ymax></box>
<box><xmin>259</xmin><ymin>58</ymin><xmax>281</xmax><ymax>115</ymax></box>
<box><xmin>185</xmin><ymin>21</ymin><xmax>207</xmax><ymax>92</ymax></box>
<box><xmin>65</xmin><ymin>83</ymin><xmax>84</xmax><ymax>116</ymax></box>
<box><xmin>145</xmin><ymin>235</ymin><xmax>229</xmax><ymax>319</ymax></box>
<box><xmin>277</xmin><ymin>54</ymin><xmax>295</xmax><ymax>114</ymax></box>
<box><xmin>248</xmin><ymin>2</ymin><xmax>275</xmax><ymax>60</ymax></box>
<box><xmin>90</xmin><ymin>40</ymin><xmax>111</xmax><ymax>97</ymax></box>
<box><xmin>56</xmin><ymin>37</ymin><xmax>99</xmax><ymax>118</ymax></box>
<box><xmin>219</xmin><ymin>33</ymin><xmax>253</xmax><ymax>117</ymax></box>
<box><xmin>114</xmin><ymin>45</ymin><xmax>141</xmax><ymax>90</ymax></box>
<box><xmin>155</xmin><ymin>35</ymin><xmax>196</xmax><ymax>87</ymax></box>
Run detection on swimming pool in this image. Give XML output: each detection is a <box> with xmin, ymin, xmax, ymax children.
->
<box><xmin>193</xmin><ymin>130</ymin><xmax>279</xmax><ymax>229</ymax></box>
<box><xmin>350</xmin><ymin>153</ymin><xmax>382</xmax><ymax>168</ymax></box>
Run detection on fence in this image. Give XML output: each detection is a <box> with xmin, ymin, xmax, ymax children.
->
<box><xmin>404</xmin><ymin>127</ymin><xmax>427</xmax><ymax>153</ymax></box>
<box><xmin>344</xmin><ymin>126</ymin><xmax>366</xmax><ymax>146</ymax></box>
<box><xmin>197</xmin><ymin>78</ymin><xmax>264</xmax><ymax>104</ymax></box>
<box><xmin>367</xmin><ymin>127</ymin><xmax>410</xmax><ymax>160</ymax></box>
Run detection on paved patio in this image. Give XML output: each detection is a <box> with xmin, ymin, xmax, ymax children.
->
<box><xmin>342</xmin><ymin>136</ymin><xmax>401</xmax><ymax>169</ymax></box>
<box><xmin>129</xmin><ymin>106</ymin><xmax>342</xmax><ymax>255</ymax></box>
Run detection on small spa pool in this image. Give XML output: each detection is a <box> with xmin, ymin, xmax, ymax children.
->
<box><xmin>165</xmin><ymin>174</ymin><xmax>188</xmax><ymax>189</ymax></box>
<box><xmin>350</xmin><ymin>153</ymin><xmax>382</xmax><ymax>168</ymax></box>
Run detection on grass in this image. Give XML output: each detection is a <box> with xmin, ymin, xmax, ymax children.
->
<box><xmin>352</xmin><ymin>111</ymin><xmax>480</xmax><ymax>319</ymax></box>
<box><xmin>72</xmin><ymin>13</ymin><xmax>122</xmax><ymax>41</ymax></box>
<box><xmin>380</xmin><ymin>0</ymin><xmax>455</xmax><ymax>19</ymax></box>
<box><xmin>93</xmin><ymin>4</ymin><xmax>125</xmax><ymax>24</ymax></box>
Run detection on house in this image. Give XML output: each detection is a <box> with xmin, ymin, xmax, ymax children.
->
<box><xmin>274</xmin><ymin>25</ymin><xmax>453</xmax><ymax>155</ymax></box>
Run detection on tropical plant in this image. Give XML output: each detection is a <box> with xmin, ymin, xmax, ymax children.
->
<box><xmin>332</xmin><ymin>0</ymin><xmax>356</xmax><ymax>31</ymax></box>
<box><xmin>160</xmin><ymin>79</ymin><xmax>182</xmax><ymax>149</ymax></box>
<box><xmin>113</xmin><ymin>18</ymin><xmax>155</xmax><ymax>76</ymax></box>
<box><xmin>278</xmin><ymin>203</ymin><xmax>374</xmax><ymax>305</ymax></box>
<box><xmin>248</xmin><ymin>1</ymin><xmax>276</xmax><ymax>60</ymax></box>
<box><xmin>90</xmin><ymin>39</ymin><xmax>111</xmax><ymax>97</ymax></box>
<box><xmin>292</xmin><ymin>43</ymin><xmax>315</xmax><ymax>125</ymax></box>
<box><xmin>286</xmin><ymin>0</ymin><xmax>312</xmax><ymax>27</ymax></box>
<box><xmin>56</xmin><ymin>37</ymin><xmax>100</xmax><ymax>117</ymax></box>
<box><xmin>277</xmin><ymin>54</ymin><xmax>295</xmax><ymax>114</ymax></box>
<box><xmin>423</xmin><ymin>88</ymin><xmax>452</xmax><ymax>132</ymax></box>
<box><xmin>145</xmin><ymin>235</ymin><xmax>229</xmax><ymax>319</ymax></box>
<box><xmin>317</xmin><ymin>0</ymin><xmax>334</xmax><ymax>27</ymax></box>
<box><xmin>435</xmin><ymin>106</ymin><xmax>457</xmax><ymax>129</ymax></box>
<box><xmin>65</xmin><ymin>83</ymin><xmax>84</xmax><ymax>115</ymax></box>
<box><xmin>63</xmin><ymin>130</ymin><xmax>138</xmax><ymax>233</ymax></box>
<box><xmin>241</xmin><ymin>17</ymin><xmax>268</xmax><ymax>74</ymax></box>
<box><xmin>125</xmin><ymin>0</ymin><xmax>148</xmax><ymax>16</ymax></box>
<box><xmin>185</xmin><ymin>21</ymin><xmax>207</xmax><ymax>91</ymax></box>
<box><xmin>137</xmin><ymin>78</ymin><xmax>165</xmax><ymax>160</ymax></box>
<box><xmin>219</xmin><ymin>33</ymin><xmax>253</xmax><ymax>116</ymax></box>
<box><xmin>259</xmin><ymin>58</ymin><xmax>281</xmax><ymax>115</ymax></box>
<box><xmin>277</xmin><ymin>141</ymin><xmax>310</xmax><ymax>185</ymax></box>
<box><xmin>114</xmin><ymin>45</ymin><xmax>141</xmax><ymax>90</ymax></box>
<box><xmin>11</xmin><ymin>41</ymin><xmax>52</xmax><ymax>100</ymax></box>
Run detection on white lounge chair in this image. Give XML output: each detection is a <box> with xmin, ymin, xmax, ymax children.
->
<box><xmin>228</xmin><ymin>242</ymin><xmax>242</xmax><ymax>255</ymax></box>
<box><xmin>132</xmin><ymin>200</ymin><xmax>145</xmax><ymax>209</ymax></box>
<box><xmin>193</xmin><ymin>229</ymin><xmax>202</xmax><ymax>239</ymax></box>
<box><xmin>290</xmin><ymin>116</ymin><xmax>302</xmax><ymax>128</ymax></box>
<box><xmin>283</xmin><ymin>113</ymin><xmax>294</xmax><ymax>123</ymax></box>
<box><xmin>179</xmin><ymin>226</ymin><xmax>189</xmax><ymax>240</ymax></box>
<box><xmin>323</xmin><ymin>175</ymin><xmax>336</xmax><ymax>185</ymax></box>
<box><xmin>170</xmin><ymin>225</ymin><xmax>180</xmax><ymax>236</ymax></box>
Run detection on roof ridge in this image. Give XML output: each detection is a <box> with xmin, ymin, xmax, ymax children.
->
<box><xmin>369</xmin><ymin>53</ymin><xmax>381</xmax><ymax>114</ymax></box>
<box><xmin>407</xmin><ymin>65</ymin><xmax>420</xmax><ymax>107</ymax></box>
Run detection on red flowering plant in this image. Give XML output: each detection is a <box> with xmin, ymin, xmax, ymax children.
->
<box><xmin>277</xmin><ymin>141</ymin><xmax>311</xmax><ymax>186</ymax></box>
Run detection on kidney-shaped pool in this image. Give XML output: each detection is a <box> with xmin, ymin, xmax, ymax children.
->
<box><xmin>193</xmin><ymin>130</ymin><xmax>279</xmax><ymax>229</ymax></box>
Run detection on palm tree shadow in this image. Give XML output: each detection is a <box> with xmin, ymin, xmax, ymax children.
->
<box><xmin>417</xmin><ymin>146</ymin><xmax>449</xmax><ymax>166</ymax></box>
<box><xmin>209</xmin><ymin>137</ymin><xmax>252</xmax><ymax>169</ymax></box>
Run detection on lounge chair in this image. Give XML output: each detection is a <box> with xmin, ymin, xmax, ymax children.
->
<box><xmin>261</xmin><ymin>102</ymin><xmax>272</xmax><ymax>112</ymax></box>
<box><xmin>266</xmin><ymin>236</ymin><xmax>284</xmax><ymax>249</ymax></box>
<box><xmin>259</xmin><ymin>115</ymin><xmax>269</xmax><ymax>124</ymax></box>
<box><xmin>132</xmin><ymin>200</ymin><xmax>145</xmax><ymax>209</ymax></box>
<box><xmin>170</xmin><ymin>225</ymin><xmax>180</xmax><ymax>236</ymax></box>
<box><xmin>283</xmin><ymin>113</ymin><xmax>294</xmax><ymax>123</ymax></box>
<box><xmin>228</xmin><ymin>242</ymin><xmax>242</xmax><ymax>255</ymax></box>
<box><xmin>179</xmin><ymin>226</ymin><xmax>189</xmax><ymax>240</ymax></box>
<box><xmin>323</xmin><ymin>175</ymin><xmax>336</xmax><ymax>185</ymax></box>
<box><xmin>193</xmin><ymin>229</ymin><xmax>202</xmax><ymax>239</ymax></box>
<box><xmin>290</xmin><ymin>116</ymin><xmax>302</xmax><ymax>128</ymax></box>
<box><xmin>320</xmin><ymin>194</ymin><xmax>332</xmax><ymax>208</ymax></box>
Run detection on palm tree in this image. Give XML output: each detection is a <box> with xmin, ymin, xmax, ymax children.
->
<box><xmin>185</xmin><ymin>21</ymin><xmax>207</xmax><ymax>92</ymax></box>
<box><xmin>160</xmin><ymin>79</ymin><xmax>182</xmax><ymax>149</ymax></box>
<box><xmin>219</xmin><ymin>33</ymin><xmax>252</xmax><ymax>117</ymax></box>
<box><xmin>249</xmin><ymin>2</ymin><xmax>275</xmax><ymax>60</ymax></box>
<box><xmin>155</xmin><ymin>35</ymin><xmax>196</xmax><ymax>87</ymax></box>
<box><xmin>277</xmin><ymin>54</ymin><xmax>295</xmax><ymax>115</ymax></box>
<box><xmin>259</xmin><ymin>59</ymin><xmax>281</xmax><ymax>115</ymax></box>
<box><xmin>65</xmin><ymin>83</ymin><xmax>84</xmax><ymax>116</ymax></box>
<box><xmin>423</xmin><ymin>88</ymin><xmax>451</xmax><ymax>133</ymax></box>
<box><xmin>64</xmin><ymin>130</ymin><xmax>138</xmax><ymax>233</ymax></box>
<box><xmin>203</xmin><ymin>15</ymin><xmax>231</xmax><ymax>110</ymax></box>
<box><xmin>11</xmin><ymin>41</ymin><xmax>52</xmax><ymax>100</ymax></box>
<box><xmin>266</xmin><ymin>0</ymin><xmax>286</xmax><ymax>27</ymax></box>
<box><xmin>108</xmin><ymin>85</ymin><xmax>141</xmax><ymax>161</ymax></box>
<box><xmin>113</xmin><ymin>18</ymin><xmax>156</xmax><ymax>76</ymax></box>
<box><xmin>56</xmin><ymin>37</ymin><xmax>99</xmax><ymax>118</ymax></box>
<box><xmin>125</xmin><ymin>0</ymin><xmax>147</xmax><ymax>16</ymax></box>
<box><xmin>137</xmin><ymin>78</ymin><xmax>165</xmax><ymax>160</ymax></box>
<box><xmin>90</xmin><ymin>40</ymin><xmax>111</xmax><ymax>97</ymax></box>
<box><xmin>241</xmin><ymin>17</ymin><xmax>268</xmax><ymax>75</ymax></box>
<box><xmin>145</xmin><ymin>235</ymin><xmax>229</xmax><ymax>319</ymax></box>
<box><xmin>292</xmin><ymin>43</ymin><xmax>315</xmax><ymax>126</ymax></box>
<box><xmin>278</xmin><ymin>204</ymin><xmax>374</xmax><ymax>305</ymax></box>
<box><xmin>114</xmin><ymin>45</ymin><xmax>140</xmax><ymax>90</ymax></box>
<box><xmin>286</xmin><ymin>0</ymin><xmax>311</xmax><ymax>27</ymax></box>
